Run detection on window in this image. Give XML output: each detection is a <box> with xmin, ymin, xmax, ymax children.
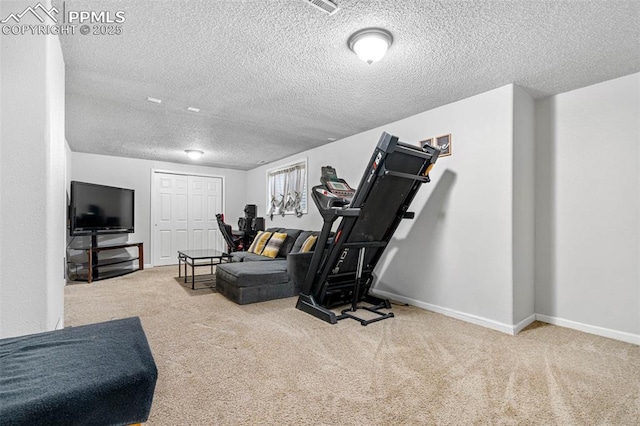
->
<box><xmin>266</xmin><ymin>159</ymin><xmax>307</xmax><ymax>218</ymax></box>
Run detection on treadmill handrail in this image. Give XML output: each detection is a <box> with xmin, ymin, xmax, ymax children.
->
<box><xmin>381</xmin><ymin>167</ymin><xmax>431</xmax><ymax>183</ymax></box>
<box><xmin>341</xmin><ymin>241</ymin><xmax>388</xmax><ymax>248</ymax></box>
<box><xmin>321</xmin><ymin>207</ymin><xmax>361</xmax><ymax>219</ymax></box>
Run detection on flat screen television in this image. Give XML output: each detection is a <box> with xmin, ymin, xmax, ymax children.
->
<box><xmin>70</xmin><ymin>181</ymin><xmax>135</xmax><ymax>236</ymax></box>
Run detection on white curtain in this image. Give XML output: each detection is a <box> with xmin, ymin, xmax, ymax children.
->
<box><xmin>267</xmin><ymin>162</ymin><xmax>306</xmax><ymax>219</ymax></box>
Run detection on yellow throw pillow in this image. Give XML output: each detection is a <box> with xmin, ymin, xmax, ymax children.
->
<box><xmin>261</xmin><ymin>232</ymin><xmax>287</xmax><ymax>258</ymax></box>
<box><xmin>300</xmin><ymin>235</ymin><xmax>318</xmax><ymax>253</ymax></box>
<box><xmin>248</xmin><ymin>231</ymin><xmax>272</xmax><ymax>254</ymax></box>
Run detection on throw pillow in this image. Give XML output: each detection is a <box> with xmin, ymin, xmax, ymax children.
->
<box><xmin>300</xmin><ymin>235</ymin><xmax>318</xmax><ymax>253</ymax></box>
<box><xmin>291</xmin><ymin>231</ymin><xmax>314</xmax><ymax>253</ymax></box>
<box><xmin>261</xmin><ymin>232</ymin><xmax>287</xmax><ymax>258</ymax></box>
<box><xmin>277</xmin><ymin>229</ymin><xmax>302</xmax><ymax>257</ymax></box>
<box><xmin>248</xmin><ymin>231</ymin><xmax>272</xmax><ymax>254</ymax></box>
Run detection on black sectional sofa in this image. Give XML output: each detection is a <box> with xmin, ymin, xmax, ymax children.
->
<box><xmin>215</xmin><ymin>228</ymin><xmax>318</xmax><ymax>304</ymax></box>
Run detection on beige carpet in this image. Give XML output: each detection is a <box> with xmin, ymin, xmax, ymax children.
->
<box><xmin>65</xmin><ymin>266</ymin><xmax>640</xmax><ymax>425</ymax></box>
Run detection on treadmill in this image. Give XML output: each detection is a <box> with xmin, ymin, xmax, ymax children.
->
<box><xmin>296</xmin><ymin>132</ymin><xmax>440</xmax><ymax>325</ymax></box>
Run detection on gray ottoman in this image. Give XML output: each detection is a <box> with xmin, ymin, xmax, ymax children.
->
<box><xmin>216</xmin><ymin>260</ymin><xmax>295</xmax><ymax>304</ymax></box>
<box><xmin>0</xmin><ymin>317</ymin><xmax>157</xmax><ymax>425</ymax></box>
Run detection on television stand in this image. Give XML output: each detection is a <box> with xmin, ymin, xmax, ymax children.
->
<box><xmin>69</xmin><ymin>240</ymin><xmax>144</xmax><ymax>283</ymax></box>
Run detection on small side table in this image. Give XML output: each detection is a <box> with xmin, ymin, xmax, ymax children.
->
<box><xmin>177</xmin><ymin>249</ymin><xmax>232</xmax><ymax>290</ymax></box>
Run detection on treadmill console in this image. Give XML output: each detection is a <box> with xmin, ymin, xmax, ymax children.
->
<box><xmin>320</xmin><ymin>166</ymin><xmax>356</xmax><ymax>204</ymax></box>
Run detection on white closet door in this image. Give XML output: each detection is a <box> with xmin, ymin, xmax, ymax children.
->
<box><xmin>152</xmin><ymin>172</ymin><xmax>225</xmax><ymax>266</ymax></box>
<box><xmin>153</xmin><ymin>173</ymin><xmax>189</xmax><ymax>266</ymax></box>
<box><xmin>187</xmin><ymin>175</ymin><xmax>223</xmax><ymax>251</ymax></box>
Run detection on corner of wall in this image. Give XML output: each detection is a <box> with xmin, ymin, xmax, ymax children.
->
<box><xmin>512</xmin><ymin>85</ymin><xmax>536</xmax><ymax>324</ymax></box>
<box><xmin>0</xmin><ymin>30</ymin><xmax>3</xmax><ymax>334</ymax></box>
<box><xmin>44</xmin><ymin>29</ymin><xmax>67</xmax><ymax>331</ymax></box>
<box><xmin>533</xmin><ymin>73</ymin><xmax>640</xmax><ymax>340</ymax></box>
<box><xmin>533</xmin><ymin>96</ymin><xmax>556</xmax><ymax>318</ymax></box>
<box><xmin>0</xmin><ymin>13</ymin><xmax>66</xmax><ymax>337</ymax></box>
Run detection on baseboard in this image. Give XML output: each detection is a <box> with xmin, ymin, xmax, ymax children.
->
<box><xmin>514</xmin><ymin>314</ymin><xmax>537</xmax><ymax>334</ymax></box>
<box><xmin>374</xmin><ymin>290</ymin><xmax>639</xmax><ymax>345</ymax></box>
<box><xmin>144</xmin><ymin>264</ymin><xmax>153</xmax><ymax>269</ymax></box>
<box><xmin>535</xmin><ymin>314</ymin><xmax>640</xmax><ymax>345</ymax></box>
<box><xmin>373</xmin><ymin>290</ymin><xmax>521</xmax><ymax>335</ymax></box>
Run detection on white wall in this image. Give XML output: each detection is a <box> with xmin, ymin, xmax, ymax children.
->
<box><xmin>71</xmin><ymin>152</ymin><xmax>247</xmax><ymax>264</ymax></box>
<box><xmin>0</xmin><ymin>0</ymin><xmax>66</xmax><ymax>338</ymax></box>
<box><xmin>65</xmin><ymin>141</ymin><xmax>73</xmax><ymax>201</ymax></box>
<box><xmin>535</xmin><ymin>73</ymin><xmax>640</xmax><ymax>341</ymax></box>
<box><xmin>375</xmin><ymin>86</ymin><xmax>517</xmax><ymax>330</ymax></box>
<box><xmin>0</xmin><ymin>26</ymin><xmax>3</xmax><ymax>334</ymax></box>
<box><xmin>248</xmin><ymin>78</ymin><xmax>639</xmax><ymax>342</ymax></box>
<box><xmin>512</xmin><ymin>86</ymin><xmax>535</xmax><ymax>325</ymax></box>
<box><xmin>45</xmin><ymin>31</ymin><xmax>67</xmax><ymax>330</ymax></box>
<box><xmin>246</xmin><ymin>137</ymin><xmax>377</xmax><ymax>231</ymax></box>
<box><xmin>248</xmin><ymin>85</ymin><xmax>521</xmax><ymax>331</ymax></box>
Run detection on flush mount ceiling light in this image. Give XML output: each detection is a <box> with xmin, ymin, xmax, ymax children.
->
<box><xmin>185</xmin><ymin>149</ymin><xmax>204</xmax><ymax>160</ymax></box>
<box><xmin>348</xmin><ymin>28</ymin><xmax>393</xmax><ymax>64</ymax></box>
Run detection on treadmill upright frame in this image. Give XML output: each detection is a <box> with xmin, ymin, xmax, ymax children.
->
<box><xmin>296</xmin><ymin>132</ymin><xmax>440</xmax><ymax>325</ymax></box>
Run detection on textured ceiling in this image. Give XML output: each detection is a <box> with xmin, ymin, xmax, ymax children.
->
<box><xmin>56</xmin><ymin>0</ymin><xmax>640</xmax><ymax>170</ymax></box>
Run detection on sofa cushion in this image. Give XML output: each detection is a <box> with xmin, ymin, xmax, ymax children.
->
<box><xmin>216</xmin><ymin>260</ymin><xmax>289</xmax><ymax>288</ymax></box>
<box><xmin>248</xmin><ymin>231</ymin><xmax>272</xmax><ymax>254</ymax></box>
<box><xmin>231</xmin><ymin>252</ymin><xmax>272</xmax><ymax>262</ymax></box>
<box><xmin>290</xmin><ymin>231</ymin><xmax>318</xmax><ymax>254</ymax></box>
<box><xmin>261</xmin><ymin>232</ymin><xmax>287</xmax><ymax>258</ymax></box>
<box><xmin>277</xmin><ymin>228</ymin><xmax>303</xmax><ymax>257</ymax></box>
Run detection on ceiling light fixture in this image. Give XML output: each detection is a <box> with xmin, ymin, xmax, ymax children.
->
<box><xmin>348</xmin><ymin>28</ymin><xmax>393</xmax><ymax>64</ymax></box>
<box><xmin>187</xmin><ymin>107</ymin><xmax>200</xmax><ymax>113</ymax></box>
<box><xmin>146</xmin><ymin>97</ymin><xmax>162</xmax><ymax>104</ymax></box>
<box><xmin>185</xmin><ymin>149</ymin><xmax>204</xmax><ymax>160</ymax></box>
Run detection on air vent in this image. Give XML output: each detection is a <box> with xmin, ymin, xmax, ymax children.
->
<box><xmin>303</xmin><ymin>0</ymin><xmax>339</xmax><ymax>15</ymax></box>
